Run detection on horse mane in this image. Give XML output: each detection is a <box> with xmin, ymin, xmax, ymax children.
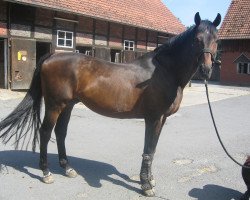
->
<box><xmin>154</xmin><ymin>26</ymin><xmax>195</xmax><ymax>55</ymax></box>
<box><xmin>154</xmin><ymin>20</ymin><xmax>217</xmax><ymax>56</ymax></box>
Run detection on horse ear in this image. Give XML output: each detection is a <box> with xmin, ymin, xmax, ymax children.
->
<box><xmin>213</xmin><ymin>13</ymin><xmax>221</xmax><ymax>27</ymax></box>
<box><xmin>194</xmin><ymin>12</ymin><xmax>201</xmax><ymax>26</ymax></box>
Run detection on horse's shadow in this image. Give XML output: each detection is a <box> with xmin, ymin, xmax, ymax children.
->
<box><xmin>189</xmin><ymin>184</ymin><xmax>244</xmax><ymax>200</ymax></box>
<box><xmin>0</xmin><ymin>150</ymin><xmax>141</xmax><ymax>194</ymax></box>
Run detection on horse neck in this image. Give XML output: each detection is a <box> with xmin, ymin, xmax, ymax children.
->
<box><xmin>155</xmin><ymin>34</ymin><xmax>199</xmax><ymax>88</ymax></box>
<box><xmin>132</xmin><ymin>51</ymin><xmax>155</xmax><ymax>65</ymax></box>
<box><xmin>175</xmin><ymin>44</ymin><xmax>199</xmax><ymax>87</ymax></box>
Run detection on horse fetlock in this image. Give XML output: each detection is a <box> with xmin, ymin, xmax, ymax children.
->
<box><xmin>149</xmin><ymin>179</ymin><xmax>156</xmax><ymax>187</ymax></box>
<box><xmin>141</xmin><ymin>175</ymin><xmax>156</xmax><ymax>196</ymax></box>
<box><xmin>59</xmin><ymin>158</ymin><xmax>68</xmax><ymax>168</ymax></box>
<box><xmin>143</xmin><ymin>188</ymin><xmax>156</xmax><ymax>197</ymax></box>
<box><xmin>141</xmin><ymin>177</ymin><xmax>156</xmax><ymax>188</ymax></box>
<box><xmin>141</xmin><ymin>182</ymin><xmax>156</xmax><ymax>197</ymax></box>
<box><xmin>39</xmin><ymin>160</ymin><xmax>47</xmax><ymax>170</ymax></box>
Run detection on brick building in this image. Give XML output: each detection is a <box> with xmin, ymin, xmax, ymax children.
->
<box><xmin>0</xmin><ymin>0</ymin><xmax>185</xmax><ymax>89</ymax></box>
<box><xmin>219</xmin><ymin>0</ymin><xmax>250</xmax><ymax>85</ymax></box>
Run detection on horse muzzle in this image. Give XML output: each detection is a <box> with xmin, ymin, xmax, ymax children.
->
<box><xmin>199</xmin><ymin>64</ymin><xmax>213</xmax><ymax>80</ymax></box>
<box><xmin>197</xmin><ymin>48</ymin><xmax>215</xmax><ymax>80</ymax></box>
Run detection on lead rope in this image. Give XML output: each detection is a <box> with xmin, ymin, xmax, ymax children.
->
<box><xmin>204</xmin><ymin>80</ymin><xmax>250</xmax><ymax>169</ymax></box>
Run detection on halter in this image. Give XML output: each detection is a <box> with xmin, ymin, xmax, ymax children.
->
<box><xmin>199</xmin><ymin>48</ymin><xmax>216</xmax><ymax>63</ymax></box>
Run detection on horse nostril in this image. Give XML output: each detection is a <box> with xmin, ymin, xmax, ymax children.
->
<box><xmin>199</xmin><ymin>64</ymin><xmax>213</xmax><ymax>80</ymax></box>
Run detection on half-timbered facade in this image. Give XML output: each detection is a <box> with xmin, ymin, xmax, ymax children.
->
<box><xmin>0</xmin><ymin>0</ymin><xmax>185</xmax><ymax>89</ymax></box>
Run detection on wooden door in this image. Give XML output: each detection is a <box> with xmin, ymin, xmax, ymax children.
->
<box><xmin>11</xmin><ymin>38</ymin><xmax>36</xmax><ymax>90</ymax></box>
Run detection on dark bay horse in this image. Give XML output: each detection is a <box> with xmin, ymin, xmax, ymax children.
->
<box><xmin>0</xmin><ymin>12</ymin><xmax>221</xmax><ymax>196</ymax></box>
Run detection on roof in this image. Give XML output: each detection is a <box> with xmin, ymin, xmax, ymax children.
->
<box><xmin>233</xmin><ymin>53</ymin><xmax>250</xmax><ymax>63</ymax></box>
<box><xmin>218</xmin><ymin>0</ymin><xmax>250</xmax><ymax>40</ymax></box>
<box><xmin>6</xmin><ymin>0</ymin><xmax>185</xmax><ymax>35</ymax></box>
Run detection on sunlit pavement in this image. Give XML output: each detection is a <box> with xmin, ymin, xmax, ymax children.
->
<box><xmin>0</xmin><ymin>82</ymin><xmax>249</xmax><ymax>200</ymax></box>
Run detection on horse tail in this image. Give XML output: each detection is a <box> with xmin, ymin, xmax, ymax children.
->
<box><xmin>0</xmin><ymin>53</ymin><xmax>52</xmax><ymax>152</ymax></box>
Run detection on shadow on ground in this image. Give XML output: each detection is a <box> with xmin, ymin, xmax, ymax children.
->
<box><xmin>189</xmin><ymin>184</ymin><xmax>243</xmax><ymax>200</ymax></box>
<box><xmin>0</xmin><ymin>150</ymin><xmax>141</xmax><ymax>194</ymax></box>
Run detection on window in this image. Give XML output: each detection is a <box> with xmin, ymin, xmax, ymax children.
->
<box><xmin>237</xmin><ymin>62</ymin><xmax>250</xmax><ymax>74</ymax></box>
<box><xmin>124</xmin><ymin>40</ymin><xmax>134</xmax><ymax>51</ymax></box>
<box><xmin>57</xmin><ymin>30</ymin><xmax>73</xmax><ymax>48</ymax></box>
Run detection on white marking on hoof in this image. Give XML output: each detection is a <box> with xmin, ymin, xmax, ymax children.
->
<box><xmin>150</xmin><ymin>179</ymin><xmax>156</xmax><ymax>187</ymax></box>
<box><xmin>143</xmin><ymin>188</ymin><xmax>156</xmax><ymax>197</ymax></box>
<box><xmin>42</xmin><ymin>172</ymin><xmax>54</xmax><ymax>184</ymax></box>
<box><xmin>66</xmin><ymin>168</ymin><xmax>78</xmax><ymax>178</ymax></box>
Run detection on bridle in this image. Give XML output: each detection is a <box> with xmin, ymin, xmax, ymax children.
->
<box><xmin>198</xmin><ymin>48</ymin><xmax>216</xmax><ymax>66</ymax></box>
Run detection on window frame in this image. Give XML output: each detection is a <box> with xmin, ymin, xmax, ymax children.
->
<box><xmin>237</xmin><ymin>62</ymin><xmax>250</xmax><ymax>75</ymax></box>
<box><xmin>124</xmin><ymin>40</ymin><xmax>135</xmax><ymax>51</ymax></box>
<box><xmin>57</xmin><ymin>30</ymin><xmax>74</xmax><ymax>48</ymax></box>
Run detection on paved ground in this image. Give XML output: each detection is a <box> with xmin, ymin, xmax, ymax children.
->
<box><xmin>0</xmin><ymin>82</ymin><xmax>250</xmax><ymax>200</ymax></box>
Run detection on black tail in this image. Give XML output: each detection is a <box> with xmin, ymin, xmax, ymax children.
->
<box><xmin>0</xmin><ymin>54</ymin><xmax>52</xmax><ymax>151</ymax></box>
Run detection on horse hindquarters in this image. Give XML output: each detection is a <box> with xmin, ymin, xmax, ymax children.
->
<box><xmin>39</xmin><ymin>56</ymin><xmax>80</xmax><ymax>182</ymax></box>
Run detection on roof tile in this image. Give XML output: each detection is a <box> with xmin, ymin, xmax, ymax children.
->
<box><xmin>8</xmin><ymin>0</ymin><xmax>185</xmax><ymax>35</ymax></box>
<box><xmin>219</xmin><ymin>0</ymin><xmax>250</xmax><ymax>39</ymax></box>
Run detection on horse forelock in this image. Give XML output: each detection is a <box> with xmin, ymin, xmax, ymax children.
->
<box><xmin>197</xmin><ymin>20</ymin><xmax>218</xmax><ymax>37</ymax></box>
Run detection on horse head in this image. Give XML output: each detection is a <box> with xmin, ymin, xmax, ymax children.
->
<box><xmin>194</xmin><ymin>12</ymin><xmax>221</xmax><ymax>80</ymax></box>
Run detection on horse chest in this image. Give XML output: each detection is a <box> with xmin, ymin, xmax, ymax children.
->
<box><xmin>165</xmin><ymin>87</ymin><xmax>183</xmax><ymax>116</ymax></box>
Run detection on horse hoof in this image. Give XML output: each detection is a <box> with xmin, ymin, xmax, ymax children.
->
<box><xmin>66</xmin><ymin>168</ymin><xmax>78</xmax><ymax>178</ymax></box>
<box><xmin>42</xmin><ymin>173</ymin><xmax>54</xmax><ymax>184</ymax></box>
<box><xmin>143</xmin><ymin>188</ymin><xmax>156</xmax><ymax>197</ymax></box>
<box><xmin>150</xmin><ymin>179</ymin><xmax>156</xmax><ymax>187</ymax></box>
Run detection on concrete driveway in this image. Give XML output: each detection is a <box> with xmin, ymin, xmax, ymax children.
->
<box><xmin>0</xmin><ymin>82</ymin><xmax>250</xmax><ymax>200</ymax></box>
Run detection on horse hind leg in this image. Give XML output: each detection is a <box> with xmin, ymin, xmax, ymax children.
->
<box><xmin>39</xmin><ymin>108</ymin><xmax>62</xmax><ymax>184</ymax></box>
<box><xmin>54</xmin><ymin>103</ymin><xmax>77</xmax><ymax>178</ymax></box>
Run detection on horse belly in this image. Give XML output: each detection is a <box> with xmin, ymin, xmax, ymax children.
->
<box><xmin>77</xmin><ymin>77</ymin><xmax>144</xmax><ymax>118</ymax></box>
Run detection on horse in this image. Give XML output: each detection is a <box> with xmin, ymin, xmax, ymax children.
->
<box><xmin>0</xmin><ymin>12</ymin><xmax>221</xmax><ymax>196</ymax></box>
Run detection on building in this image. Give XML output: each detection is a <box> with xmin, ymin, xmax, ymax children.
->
<box><xmin>0</xmin><ymin>0</ymin><xmax>185</xmax><ymax>90</ymax></box>
<box><xmin>218</xmin><ymin>0</ymin><xmax>250</xmax><ymax>85</ymax></box>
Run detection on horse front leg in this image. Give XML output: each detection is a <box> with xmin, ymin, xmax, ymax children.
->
<box><xmin>140</xmin><ymin>115</ymin><xmax>166</xmax><ymax>196</ymax></box>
